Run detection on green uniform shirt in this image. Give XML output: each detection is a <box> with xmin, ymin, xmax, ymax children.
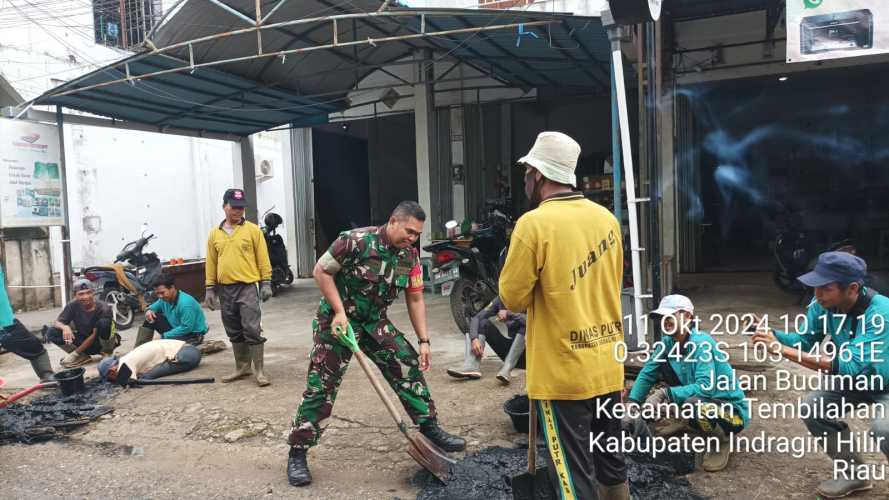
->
<box><xmin>148</xmin><ymin>290</ymin><xmax>208</xmax><ymax>338</ymax></box>
<box><xmin>317</xmin><ymin>225</ymin><xmax>422</xmax><ymax>342</ymax></box>
<box><xmin>775</xmin><ymin>289</ymin><xmax>889</xmax><ymax>391</ymax></box>
<box><xmin>629</xmin><ymin>329</ymin><xmax>750</xmax><ymax>426</ymax></box>
<box><xmin>0</xmin><ymin>265</ymin><xmax>15</xmax><ymax>328</ymax></box>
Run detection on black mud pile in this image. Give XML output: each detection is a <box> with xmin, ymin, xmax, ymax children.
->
<box><xmin>414</xmin><ymin>446</ymin><xmax>705</xmax><ymax>500</ymax></box>
<box><xmin>0</xmin><ymin>380</ymin><xmax>120</xmax><ymax>444</ymax></box>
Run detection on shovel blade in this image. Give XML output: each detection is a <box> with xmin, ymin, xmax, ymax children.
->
<box><xmin>406</xmin><ymin>432</ymin><xmax>455</xmax><ymax>483</ymax></box>
<box><xmin>511</xmin><ymin>468</ymin><xmax>555</xmax><ymax>500</ymax></box>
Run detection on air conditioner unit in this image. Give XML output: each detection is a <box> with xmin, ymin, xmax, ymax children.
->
<box><xmin>256</xmin><ymin>158</ymin><xmax>274</xmax><ymax>182</ymax></box>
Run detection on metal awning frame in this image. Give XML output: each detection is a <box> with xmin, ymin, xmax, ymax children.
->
<box><xmin>47</xmin><ymin>10</ymin><xmax>557</xmax><ymax>100</ymax></box>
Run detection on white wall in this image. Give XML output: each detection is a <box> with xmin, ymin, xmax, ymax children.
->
<box><xmin>253</xmin><ymin>129</ymin><xmax>298</xmax><ymax>267</ymax></box>
<box><xmin>61</xmin><ymin>124</ymin><xmax>236</xmax><ymax>268</ymax></box>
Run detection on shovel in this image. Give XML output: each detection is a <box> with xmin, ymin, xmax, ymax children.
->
<box><xmin>0</xmin><ymin>381</ymin><xmax>59</xmax><ymax>408</ymax></box>
<box><xmin>112</xmin><ymin>365</ymin><xmax>214</xmax><ymax>387</ymax></box>
<box><xmin>335</xmin><ymin>323</ymin><xmax>455</xmax><ymax>483</ymax></box>
<box><xmin>511</xmin><ymin>399</ymin><xmax>552</xmax><ymax>500</ymax></box>
<box><xmin>132</xmin><ymin>377</ymin><xmax>215</xmax><ymax>385</ymax></box>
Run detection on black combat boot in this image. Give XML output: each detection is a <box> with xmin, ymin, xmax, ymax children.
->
<box><xmin>287</xmin><ymin>448</ymin><xmax>312</xmax><ymax>487</ymax></box>
<box><xmin>420</xmin><ymin>420</ymin><xmax>466</xmax><ymax>452</ymax></box>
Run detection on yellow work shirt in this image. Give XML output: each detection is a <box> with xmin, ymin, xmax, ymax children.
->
<box><xmin>205</xmin><ymin>219</ymin><xmax>272</xmax><ymax>287</ymax></box>
<box><xmin>499</xmin><ymin>193</ymin><xmax>624</xmax><ymax>401</ymax></box>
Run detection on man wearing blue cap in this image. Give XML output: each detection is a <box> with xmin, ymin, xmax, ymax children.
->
<box><xmin>98</xmin><ymin>339</ymin><xmax>202</xmax><ymax>384</ymax></box>
<box><xmin>753</xmin><ymin>251</ymin><xmax>889</xmax><ymax>498</ymax></box>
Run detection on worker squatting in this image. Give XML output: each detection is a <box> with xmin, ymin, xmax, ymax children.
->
<box><xmin>595</xmin><ymin>430</ymin><xmax>886</xmax><ymax>462</ymax></box>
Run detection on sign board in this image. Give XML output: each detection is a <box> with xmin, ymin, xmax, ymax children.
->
<box><xmin>0</xmin><ymin>118</ymin><xmax>65</xmax><ymax>228</ymax></box>
<box><xmin>787</xmin><ymin>0</ymin><xmax>889</xmax><ymax>63</ymax></box>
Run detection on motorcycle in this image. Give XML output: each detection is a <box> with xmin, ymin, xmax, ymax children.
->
<box><xmin>80</xmin><ymin>227</ymin><xmax>162</xmax><ymax>330</ymax></box>
<box><xmin>423</xmin><ymin>205</ymin><xmax>513</xmax><ymax>333</ymax></box>
<box><xmin>261</xmin><ymin>209</ymin><xmax>294</xmax><ymax>295</ymax></box>
<box><xmin>773</xmin><ymin>229</ymin><xmax>815</xmax><ymax>296</ymax></box>
<box><xmin>774</xmin><ymin>230</ymin><xmax>860</xmax><ymax>304</ymax></box>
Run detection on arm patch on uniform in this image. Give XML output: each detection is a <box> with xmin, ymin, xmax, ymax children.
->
<box><xmin>407</xmin><ymin>263</ymin><xmax>424</xmax><ymax>293</ymax></box>
<box><xmin>318</xmin><ymin>251</ymin><xmax>342</xmax><ymax>274</ymax></box>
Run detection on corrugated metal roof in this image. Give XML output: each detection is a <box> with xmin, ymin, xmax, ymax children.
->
<box><xmin>34</xmin><ymin>0</ymin><xmax>611</xmax><ymax>136</ymax></box>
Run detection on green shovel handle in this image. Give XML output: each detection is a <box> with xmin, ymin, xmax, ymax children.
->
<box><xmin>334</xmin><ymin>322</ymin><xmax>360</xmax><ymax>353</ymax></box>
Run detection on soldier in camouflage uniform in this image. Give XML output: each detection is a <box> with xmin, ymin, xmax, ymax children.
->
<box><xmin>286</xmin><ymin>201</ymin><xmax>466</xmax><ymax>487</ymax></box>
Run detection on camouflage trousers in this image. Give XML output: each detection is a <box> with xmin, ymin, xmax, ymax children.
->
<box><xmin>288</xmin><ymin>319</ymin><xmax>437</xmax><ymax>449</ymax></box>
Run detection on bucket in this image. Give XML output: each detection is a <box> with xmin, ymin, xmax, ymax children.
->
<box><xmin>53</xmin><ymin>367</ymin><xmax>85</xmax><ymax>396</ymax></box>
<box><xmin>503</xmin><ymin>394</ymin><xmax>530</xmax><ymax>434</ymax></box>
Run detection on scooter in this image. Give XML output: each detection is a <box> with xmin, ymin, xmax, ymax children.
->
<box><xmin>774</xmin><ymin>231</ymin><xmax>860</xmax><ymax>304</ymax></box>
<box><xmin>80</xmin><ymin>226</ymin><xmax>162</xmax><ymax>330</ymax></box>
<box><xmin>423</xmin><ymin>204</ymin><xmax>513</xmax><ymax>333</ymax></box>
<box><xmin>262</xmin><ymin>209</ymin><xmax>294</xmax><ymax>295</ymax></box>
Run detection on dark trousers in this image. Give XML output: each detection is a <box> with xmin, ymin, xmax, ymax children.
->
<box><xmin>801</xmin><ymin>389</ymin><xmax>889</xmax><ymax>460</ymax></box>
<box><xmin>141</xmin><ymin>344</ymin><xmax>202</xmax><ymax>380</ymax></box>
<box><xmin>142</xmin><ymin>313</ymin><xmax>204</xmax><ymax>345</ymax></box>
<box><xmin>218</xmin><ymin>283</ymin><xmax>265</xmax><ymax>345</ymax></box>
<box><xmin>479</xmin><ymin>322</ymin><xmax>526</xmax><ymax>369</ymax></box>
<box><xmin>289</xmin><ymin>320</ymin><xmax>437</xmax><ymax>449</ymax></box>
<box><xmin>537</xmin><ymin>392</ymin><xmax>627</xmax><ymax>500</ymax></box>
<box><xmin>0</xmin><ymin>320</ymin><xmax>47</xmax><ymax>360</ymax></box>
<box><xmin>46</xmin><ymin>318</ymin><xmax>114</xmax><ymax>355</ymax></box>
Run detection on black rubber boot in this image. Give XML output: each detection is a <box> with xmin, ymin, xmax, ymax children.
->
<box><xmin>287</xmin><ymin>448</ymin><xmax>312</xmax><ymax>487</ymax></box>
<box><xmin>29</xmin><ymin>351</ymin><xmax>55</xmax><ymax>382</ymax></box>
<box><xmin>420</xmin><ymin>420</ymin><xmax>466</xmax><ymax>452</ymax></box>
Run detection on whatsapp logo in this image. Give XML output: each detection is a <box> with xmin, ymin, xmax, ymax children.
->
<box><xmin>804</xmin><ymin>0</ymin><xmax>823</xmax><ymax>8</ymax></box>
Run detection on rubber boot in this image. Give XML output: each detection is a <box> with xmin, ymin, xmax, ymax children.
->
<box><xmin>29</xmin><ymin>351</ymin><xmax>55</xmax><ymax>382</ymax></box>
<box><xmin>250</xmin><ymin>343</ymin><xmax>271</xmax><ymax>387</ymax></box>
<box><xmin>817</xmin><ymin>430</ymin><xmax>873</xmax><ymax>498</ymax></box>
<box><xmin>419</xmin><ymin>420</ymin><xmax>466</xmax><ymax>452</ymax></box>
<box><xmin>597</xmin><ymin>481</ymin><xmax>630</xmax><ymax>500</ymax></box>
<box><xmin>221</xmin><ymin>343</ymin><xmax>252</xmax><ymax>382</ymax></box>
<box><xmin>134</xmin><ymin>326</ymin><xmax>155</xmax><ymax>348</ymax></box>
<box><xmin>700</xmin><ymin>424</ymin><xmax>731</xmax><ymax>472</ymax></box>
<box><xmin>446</xmin><ymin>335</ymin><xmax>482</xmax><ymax>380</ymax></box>
<box><xmin>287</xmin><ymin>448</ymin><xmax>312</xmax><ymax>486</ymax></box>
<box><xmin>496</xmin><ymin>333</ymin><xmax>525</xmax><ymax>385</ymax></box>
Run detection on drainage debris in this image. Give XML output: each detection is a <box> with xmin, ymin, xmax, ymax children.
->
<box><xmin>414</xmin><ymin>446</ymin><xmax>705</xmax><ymax>500</ymax></box>
<box><xmin>0</xmin><ymin>380</ymin><xmax>120</xmax><ymax>444</ymax></box>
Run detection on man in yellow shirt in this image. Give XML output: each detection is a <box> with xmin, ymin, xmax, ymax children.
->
<box><xmin>205</xmin><ymin>188</ymin><xmax>273</xmax><ymax>387</ymax></box>
<box><xmin>500</xmin><ymin>132</ymin><xmax>628</xmax><ymax>500</ymax></box>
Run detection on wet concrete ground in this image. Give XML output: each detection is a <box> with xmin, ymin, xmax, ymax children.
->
<box><xmin>414</xmin><ymin>446</ymin><xmax>703</xmax><ymax>500</ymax></box>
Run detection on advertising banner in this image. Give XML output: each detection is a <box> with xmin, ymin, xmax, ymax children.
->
<box><xmin>0</xmin><ymin>118</ymin><xmax>65</xmax><ymax>228</ymax></box>
<box><xmin>787</xmin><ymin>0</ymin><xmax>889</xmax><ymax>63</ymax></box>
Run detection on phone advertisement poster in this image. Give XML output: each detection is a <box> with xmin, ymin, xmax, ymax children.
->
<box><xmin>0</xmin><ymin>118</ymin><xmax>65</xmax><ymax>228</ymax></box>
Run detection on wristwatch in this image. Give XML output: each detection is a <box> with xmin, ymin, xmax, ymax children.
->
<box><xmin>418</xmin><ymin>339</ymin><xmax>430</xmax><ymax>345</ymax></box>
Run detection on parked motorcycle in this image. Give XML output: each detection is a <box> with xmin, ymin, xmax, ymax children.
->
<box><xmin>773</xmin><ymin>229</ymin><xmax>815</xmax><ymax>296</ymax></box>
<box><xmin>423</xmin><ymin>206</ymin><xmax>513</xmax><ymax>333</ymax></box>
<box><xmin>261</xmin><ymin>209</ymin><xmax>294</xmax><ymax>295</ymax></box>
<box><xmin>774</xmin><ymin>230</ymin><xmax>864</xmax><ymax>304</ymax></box>
<box><xmin>80</xmin><ymin>227</ymin><xmax>161</xmax><ymax>330</ymax></box>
